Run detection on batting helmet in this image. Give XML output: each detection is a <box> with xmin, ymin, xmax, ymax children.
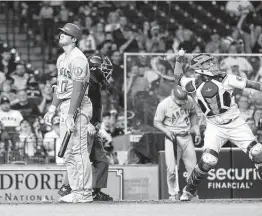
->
<box><xmin>59</xmin><ymin>23</ymin><xmax>82</xmax><ymax>40</ymax></box>
<box><xmin>172</xmin><ymin>83</ymin><xmax>188</xmax><ymax>105</ymax></box>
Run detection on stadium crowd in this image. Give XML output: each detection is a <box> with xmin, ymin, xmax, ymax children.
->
<box><xmin>0</xmin><ymin>1</ymin><xmax>262</xmax><ymax>164</ymax></box>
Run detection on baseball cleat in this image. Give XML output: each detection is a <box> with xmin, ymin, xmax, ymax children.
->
<box><xmin>168</xmin><ymin>194</ymin><xmax>180</xmax><ymax>201</ymax></box>
<box><xmin>58</xmin><ymin>184</ymin><xmax>72</xmax><ymax>197</ymax></box>
<box><xmin>59</xmin><ymin>193</ymin><xmax>93</xmax><ymax>203</ymax></box>
<box><xmin>180</xmin><ymin>187</ymin><xmax>197</xmax><ymax>201</ymax></box>
<box><xmin>93</xmin><ymin>191</ymin><xmax>113</xmax><ymax>201</ymax></box>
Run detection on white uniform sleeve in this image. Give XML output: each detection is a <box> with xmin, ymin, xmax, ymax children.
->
<box><xmin>180</xmin><ymin>76</ymin><xmax>196</xmax><ymax>92</ymax></box>
<box><xmin>71</xmin><ymin>57</ymin><xmax>89</xmax><ymax>82</ymax></box>
<box><xmin>224</xmin><ymin>74</ymin><xmax>247</xmax><ymax>90</ymax></box>
<box><xmin>154</xmin><ymin>101</ymin><xmax>166</xmax><ymax>123</ymax></box>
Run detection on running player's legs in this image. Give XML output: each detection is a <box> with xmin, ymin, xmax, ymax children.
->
<box><xmin>228</xmin><ymin>117</ymin><xmax>262</xmax><ymax>166</ymax></box>
<box><xmin>177</xmin><ymin>135</ymin><xmax>197</xmax><ymax>174</ymax></box>
<box><xmin>165</xmin><ymin>137</ymin><xmax>181</xmax><ymax>196</ymax></box>
<box><xmin>182</xmin><ymin>122</ymin><xmax>227</xmax><ymax>197</ymax></box>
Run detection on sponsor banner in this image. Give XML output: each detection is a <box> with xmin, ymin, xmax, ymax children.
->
<box><xmin>0</xmin><ymin>165</ymin><xmax>158</xmax><ymax>203</ymax></box>
<box><xmin>0</xmin><ymin>166</ymin><xmax>123</xmax><ymax>203</ymax></box>
<box><xmin>159</xmin><ymin>149</ymin><xmax>262</xmax><ymax>199</ymax></box>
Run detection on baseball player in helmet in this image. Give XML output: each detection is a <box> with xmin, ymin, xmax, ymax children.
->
<box><xmin>44</xmin><ymin>23</ymin><xmax>93</xmax><ymax>203</ymax></box>
<box><xmin>154</xmin><ymin>83</ymin><xmax>201</xmax><ymax>201</ymax></box>
<box><xmin>58</xmin><ymin>55</ymin><xmax>114</xmax><ymax>201</ymax></box>
<box><xmin>174</xmin><ymin>50</ymin><xmax>262</xmax><ymax>201</ymax></box>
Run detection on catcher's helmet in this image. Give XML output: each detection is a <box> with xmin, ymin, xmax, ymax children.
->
<box><xmin>88</xmin><ymin>55</ymin><xmax>113</xmax><ymax>84</ymax></box>
<box><xmin>172</xmin><ymin>83</ymin><xmax>188</xmax><ymax>105</ymax></box>
<box><xmin>190</xmin><ymin>53</ymin><xmax>220</xmax><ymax>77</ymax></box>
<box><xmin>59</xmin><ymin>23</ymin><xmax>82</xmax><ymax>40</ymax></box>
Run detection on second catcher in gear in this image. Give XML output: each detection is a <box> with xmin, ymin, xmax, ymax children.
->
<box><xmin>154</xmin><ymin>83</ymin><xmax>201</xmax><ymax>201</ymax></box>
<box><xmin>174</xmin><ymin>51</ymin><xmax>262</xmax><ymax>201</ymax></box>
<box><xmin>58</xmin><ymin>55</ymin><xmax>114</xmax><ymax>201</ymax></box>
<box><xmin>44</xmin><ymin>23</ymin><xmax>93</xmax><ymax>203</ymax></box>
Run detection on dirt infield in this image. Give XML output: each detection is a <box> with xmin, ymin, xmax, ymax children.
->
<box><xmin>1</xmin><ymin>199</ymin><xmax>262</xmax><ymax>216</ymax></box>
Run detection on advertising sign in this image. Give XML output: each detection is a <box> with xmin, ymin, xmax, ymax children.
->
<box><xmin>159</xmin><ymin>148</ymin><xmax>262</xmax><ymax>199</ymax></box>
<box><xmin>0</xmin><ymin>166</ymin><xmax>123</xmax><ymax>203</ymax></box>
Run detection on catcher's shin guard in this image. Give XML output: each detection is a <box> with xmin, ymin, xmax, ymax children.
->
<box><xmin>186</xmin><ymin>149</ymin><xmax>218</xmax><ymax>194</ymax></box>
<box><xmin>247</xmin><ymin>141</ymin><xmax>262</xmax><ymax>178</ymax></box>
<box><xmin>186</xmin><ymin>165</ymin><xmax>207</xmax><ymax>194</ymax></box>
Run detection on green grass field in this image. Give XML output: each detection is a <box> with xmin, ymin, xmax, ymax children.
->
<box><xmin>1</xmin><ymin>199</ymin><xmax>262</xmax><ymax>216</ymax></box>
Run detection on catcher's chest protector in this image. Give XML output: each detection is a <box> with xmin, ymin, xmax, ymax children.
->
<box><xmin>195</xmin><ymin>75</ymin><xmax>232</xmax><ymax>117</ymax></box>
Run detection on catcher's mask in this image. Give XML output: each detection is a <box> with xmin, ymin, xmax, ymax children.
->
<box><xmin>172</xmin><ymin>83</ymin><xmax>188</xmax><ymax>105</ymax></box>
<box><xmin>190</xmin><ymin>53</ymin><xmax>220</xmax><ymax>77</ymax></box>
<box><xmin>89</xmin><ymin>55</ymin><xmax>113</xmax><ymax>84</ymax></box>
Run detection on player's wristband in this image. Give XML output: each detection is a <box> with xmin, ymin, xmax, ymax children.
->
<box><xmin>48</xmin><ymin>105</ymin><xmax>56</xmax><ymax>113</ymax></box>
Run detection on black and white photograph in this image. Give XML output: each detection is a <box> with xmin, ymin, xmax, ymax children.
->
<box><xmin>0</xmin><ymin>0</ymin><xmax>262</xmax><ymax>215</ymax></box>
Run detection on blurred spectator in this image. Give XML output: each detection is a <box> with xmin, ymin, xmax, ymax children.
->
<box><xmin>100</xmin><ymin>112</ymin><xmax>118</xmax><ymax>164</ymax></box>
<box><xmin>126</xmin><ymin>65</ymin><xmax>149</xmax><ymax>100</ymax></box>
<box><xmin>178</xmin><ymin>28</ymin><xmax>196</xmax><ymax>52</ymax></box>
<box><xmin>238</xmin><ymin>95</ymin><xmax>253</xmax><ymax>121</ymax></box>
<box><xmin>0</xmin><ymin>80</ymin><xmax>17</xmax><ymax>105</ymax></box>
<box><xmin>145</xmin><ymin>25</ymin><xmax>166</xmax><ymax>52</ymax></box>
<box><xmin>38</xmin><ymin>82</ymin><xmax>53</xmax><ymax>114</ymax></box>
<box><xmin>39</xmin><ymin>1</ymin><xmax>55</xmax><ymax>58</ymax></box>
<box><xmin>15</xmin><ymin>119</ymin><xmax>37</xmax><ymax>158</ymax></box>
<box><xmin>79</xmin><ymin>29</ymin><xmax>96</xmax><ymax>54</ymax></box>
<box><xmin>0</xmin><ymin>121</ymin><xmax>14</xmax><ymax>153</ymax></box>
<box><xmin>119</xmin><ymin>27</ymin><xmax>140</xmax><ymax>53</ymax></box>
<box><xmin>0</xmin><ymin>47</ymin><xmax>16</xmax><ymax>76</ymax></box>
<box><xmin>0</xmin><ymin>68</ymin><xmax>5</xmax><ymax>86</ymax></box>
<box><xmin>220</xmin><ymin>44</ymin><xmax>253</xmax><ymax>77</ymax></box>
<box><xmin>11</xmin><ymin>63</ymin><xmax>29</xmax><ymax>91</ymax></box>
<box><xmin>253</xmin><ymin>108</ymin><xmax>262</xmax><ymax>129</ymax></box>
<box><xmin>43</xmin><ymin>115</ymin><xmax>62</xmax><ymax>164</ymax></box>
<box><xmin>19</xmin><ymin>2</ymin><xmax>29</xmax><ymax>33</ymax></box>
<box><xmin>41</xmin><ymin>59</ymin><xmax>57</xmax><ymax>84</ymax></box>
<box><xmin>83</xmin><ymin>16</ymin><xmax>93</xmax><ymax>30</ymax></box>
<box><xmin>112</xmin><ymin>15</ymin><xmax>129</xmax><ymax>48</ymax></box>
<box><xmin>26</xmin><ymin>75</ymin><xmax>42</xmax><ymax>105</ymax></box>
<box><xmin>11</xmin><ymin>89</ymin><xmax>41</xmax><ymax>124</ymax></box>
<box><xmin>137</xmin><ymin>21</ymin><xmax>151</xmax><ymax>51</ymax></box>
<box><xmin>55</xmin><ymin>4</ymin><xmax>70</xmax><ymax>25</ymax></box>
<box><xmin>225</xmin><ymin>0</ymin><xmax>254</xmax><ymax>17</ymax></box>
<box><xmin>105</xmin><ymin>11</ymin><xmax>120</xmax><ymax>32</ymax></box>
<box><xmin>93</xmin><ymin>22</ymin><xmax>106</xmax><ymax>48</ymax></box>
<box><xmin>0</xmin><ymin>96</ymin><xmax>23</xmax><ymax>131</ymax></box>
<box><xmin>247</xmin><ymin>117</ymin><xmax>257</xmax><ymax>138</ymax></box>
<box><xmin>205</xmin><ymin>29</ymin><xmax>221</xmax><ymax>53</ymax></box>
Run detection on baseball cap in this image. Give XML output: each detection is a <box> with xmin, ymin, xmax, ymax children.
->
<box><xmin>1</xmin><ymin>96</ymin><xmax>10</xmax><ymax>104</ymax></box>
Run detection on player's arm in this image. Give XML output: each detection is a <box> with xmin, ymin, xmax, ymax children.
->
<box><xmin>68</xmin><ymin>58</ymin><xmax>89</xmax><ymax>116</ymax></box>
<box><xmin>153</xmin><ymin>103</ymin><xmax>167</xmax><ymax>132</ymax></box>
<box><xmin>153</xmin><ymin>102</ymin><xmax>176</xmax><ymax>140</ymax></box>
<box><xmin>173</xmin><ymin>50</ymin><xmax>185</xmax><ymax>79</ymax></box>
<box><xmin>226</xmin><ymin>74</ymin><xmax>262</xmax><ymax>91</ymax></box>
